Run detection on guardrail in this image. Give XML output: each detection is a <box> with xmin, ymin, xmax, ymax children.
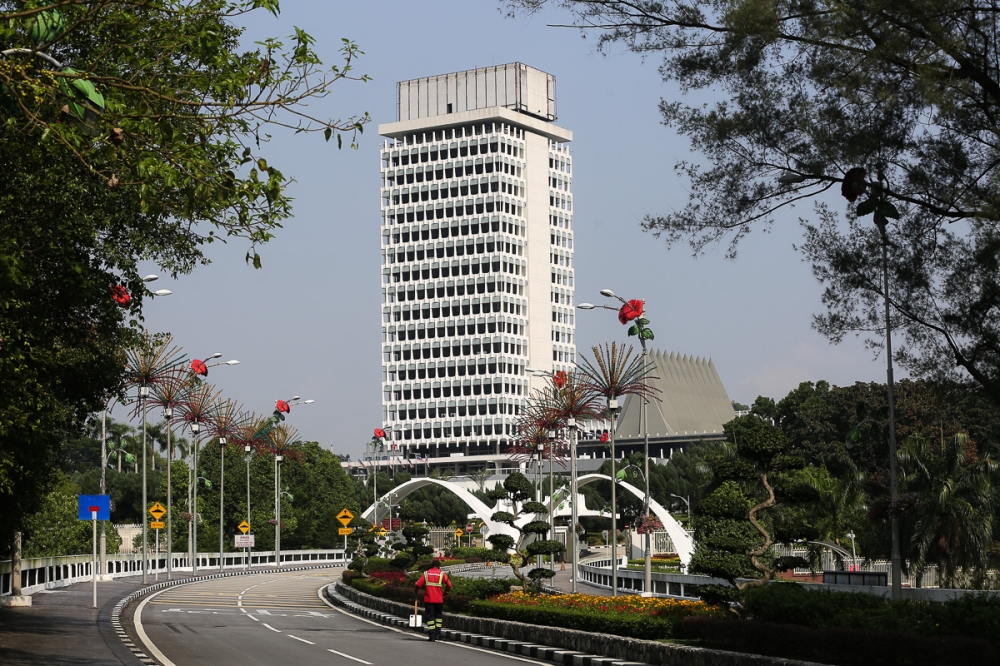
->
<box><xmin>1</xmin><ymin>549</ymin><xmax>348</xmax><ymax>597</ymax></box>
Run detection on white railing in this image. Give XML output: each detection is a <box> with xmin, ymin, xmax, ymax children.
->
<box><xmin>1</xmin><ymin>549</ymin><xmax>348</xmax><ymax>597</ymax></box>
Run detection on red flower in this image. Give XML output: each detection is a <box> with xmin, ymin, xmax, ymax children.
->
<box><xmin>553</xmin><ymin>371</ymin><xmax>568</xmax><ymax>388</ymax></box>
<box><xmin>841</xmin><ymin>167</ymin><xmax>867</xmax><ymax>202</ymax></box>
<box><xmin>110</xmin><ymin>284</ymin><xmax>131</xmax><ymax>307</ymax></box>
<box><xmin>275</xmin><ymin>400</ymin><xmax>290</xmax><ymax>413</ymax></box>
<box><xmin>373</xmin><ymin>427</ymin><xmax>387</xmax><ymax>439</ymax></box>
<box><xmin>191</xmin><ymin>359</ymin><xmax>208</xmax><ymax>376</ymax></box>
<box><xmin>618</xmin><ymin>299</ymin><xmax>644</xmax><ymax>325</ymax></box>
<box><xmin>600</xmin><ymin>432</ymin><xmax>609</xmax><ymax>443</ymax></box>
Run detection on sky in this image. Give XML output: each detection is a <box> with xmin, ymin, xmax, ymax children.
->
<box><xmin>133</xmin><ymin>1</ymin><xmax>891</xmax><ymax>459</ymax></box>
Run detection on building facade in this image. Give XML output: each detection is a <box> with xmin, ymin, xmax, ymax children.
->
<box><xmin>376</xmin><ymin>64</ymin><xmax>576</xmax><ymax>472</ymax></box>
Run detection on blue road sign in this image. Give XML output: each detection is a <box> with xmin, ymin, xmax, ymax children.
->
<box><xmin>78</xmin><ymin>494</ymin><xmax>111</xmax><ymax>520</ymax></box>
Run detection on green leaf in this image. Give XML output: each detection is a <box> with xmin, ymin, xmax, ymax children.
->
<box><xmin>641</xmin><ymin>328</ymin><xmax>655</xmax><ymax>340</ymax></box>
<box><xmin>856</xmin><ymin>198</ymin><xmax>878</xmax><ymax>216</ymax></box>
<box><xmin>879</xmin><ymin>202</ymin><xmax>900</xmax><ymax>219</ymax></box>
<box><xmin>257</xmin><ymin>158</ymin><xmax>268</xmax><ymax>171</ymax></box>
<box><xmin>324</xmin><ymin>127</ymin><xmax>332</xmax><ymax>142</ymax></box>
<box><xmin>627</xmin><ymin>324</ymin><xmax>638</xmax><ymax>337</ymax></box>
<box><xmin>846</xmin><ymin>427</ymin><xmax>861</xmax><ymax>443</ymax></box>
<box><xmin>637</xmin><ymin>318</ymin><xmax>649</xmax><ymax>326</ymax></box>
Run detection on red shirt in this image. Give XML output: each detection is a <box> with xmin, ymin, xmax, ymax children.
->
<box><xmin>415</xmin><ymin>567</ymin><xmax>451</xmax><ymax>603</ymax></box>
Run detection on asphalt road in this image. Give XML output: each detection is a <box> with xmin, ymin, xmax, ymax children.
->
<box><xmin>131</xmin><ymin>570</ymin><xmax>548</xmax><ymax>666</ymax></box>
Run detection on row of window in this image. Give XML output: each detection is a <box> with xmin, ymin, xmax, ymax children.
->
<box><xmin>551</xmin><ymin>252</ymin><xmax>572</xmax><ymax>268</ymax></box>
<box><xmin>552</xmin><ymin>272</ymin><xmax>574</xmax><ymax>287</ymax></box>
<box><xmin>552</xmin><ymin>330</ymin><xmax>573</xmax><ymax>343</ymax></box>
<box><xmin>550</xmin><ymin>213</ymin><xmax>572</xmax><ymax>229</ymax></box>
<box><xmin>387</xmin><ymin>382</ymin><xmax>528</xmax><ymax>402</ymax></box>
<box><xmin>551</xmin><ymin>289</ymin><xmax>572</xmax><ymax>305</ymax></box>
<box><xmin>384</xmin><ymin>341</ymin><xmax>523</xmax><ymax>361</ymax></box>
<box><xmin>387</xmin><ymin>359</ymin><xmax>525</xmax><ymax>381</ymax></box>
<box><xmin>550</xmin><ymin>194</ymin><xmax>572</xmax><ymax>211</ymax></box>
<box><xmin>551</xmin><ymin>232</ymin><xmax>573</xmax><ymax>248</ymax></box>
<box><xmin>394</xmin><ymin>423</ymin><xmax>512</xmax><ymax>440</ymax></box>
<box><xmin>395</xmin><ymin>402</ymin><xmax>516</xmax><ymax>419</ymax></box>
<box><xmin>386</xmin><ymin>122</ymin><xmax>525</xmax><ymax>148</ymax></box>
<box><xmin>386</xmin><ymin>324</ymin><xmax>526</xmax><ymax>343</ymax></box>
<box><xmin>553</xmin><ymin>309</ymin><xmax>575</xmax><ymax>325</ymax></box>
<box><xmin>549</xmin><ymin>175</ymin><xmax>571</xmax><ymax>190</ymax></box>
<box><xmin>383</xmin><ymin>199</ymin><xmax>523</xmax><ymax>221</ymax></box>
<box><xmin>386</xmin><ymin>136</ymin><xmax>523</xmax><ymax>167</ymax></box>
<box><xmin>385</xmin><ymin>176</ymin><xmax>523</xmax><ymax>199</ymax></box>
<box><xmin>549</xmin><ymin>154</ymin><xmax>572</xmax><ymax>173</ymax></box>
<box><xmin>384</xmin><ymin>212</ymin><xmax>524</xmax><ymax>236</ymax></box>
<box><xmin>386</xmin><ymin>241</ymin><xmax>522</xmax><ymax>263</ymax></box>
<box><xmin>383</xmin><ymin>220</ymin><xmax>516</xmax><ymax>242</ymax></box>
<box><xmin>387</xmin><ymin>299</ymin><xmax>522</xmax><ymax>317</ymax></box>
<box><xmin>554</xmin><ymin>349</ymin><xmax>576</xmax><ymax>363</ymax></box>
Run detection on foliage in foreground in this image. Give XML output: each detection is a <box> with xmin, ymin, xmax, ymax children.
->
<box><xmin>469</xmin><ymin>591</ymin><xmax>718</xmax><ymax>640</ymax></box>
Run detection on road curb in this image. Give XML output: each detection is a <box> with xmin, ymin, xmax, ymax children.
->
<box><xmin>114</xmin><ymin>563</ymin><xmax>344</xmax><ymax>665</ymax></box>
<box><xmin>323</xmin><ymin>583</ymin><xmax>647</xmax><ymax>666</ymax></box>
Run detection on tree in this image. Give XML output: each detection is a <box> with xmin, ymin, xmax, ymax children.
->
<box><xmin>0</xmin><ymin>0</ymin><xmax>368</xmax><ymax>555</ymax></box>
<box><xmin>898</xmin><ymin>433</ymin><xmax>999</xmax><ymax>587</ymax></box>
<box><xmin>485</xmin><ymin>471</ymin><xmax>565</xmax><ymax>590</ymax></box>
<box><xmin>506</xmin><ymin>0</ymin><xmax>1000</xmax><ymax>409</ymax></box>
<box><xmin>691</xmin><ymin>415</ymin><xmax>807</xmax><ymax>606</ymax></box>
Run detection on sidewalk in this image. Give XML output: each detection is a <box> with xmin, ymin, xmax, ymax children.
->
<box><xmin>0</xmin><ymin>573</ymin><xmax>192</xmax><ymax>666</ymax></box>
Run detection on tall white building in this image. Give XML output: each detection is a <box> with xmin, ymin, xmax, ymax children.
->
<box><xmin>377</xmin><ymin>63</ymin><xmax>576</xmax><ymax>472</ymax></box>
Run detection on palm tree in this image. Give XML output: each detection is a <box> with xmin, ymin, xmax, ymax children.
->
<box><xmin>898</xmin><ymin>432</ymin><xmax>999</xmax><ymax>587</ymax></box>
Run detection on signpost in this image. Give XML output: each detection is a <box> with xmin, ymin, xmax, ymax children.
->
<box><xmin>148</xmin><ymin>502</ymin><xmax>167</xmax><ymax>580</ymax></box>
<box><xmin>237</xmin><ymin>521</ymin><xmax>251</xmax><ymax>567</ymax></box>
<box><xmin>454</xmin><ymin>528</ymin><xmax>463</xmax><ymax>546</ymax></box>
<box><xmin>337</xmin><ymin>508</ymin><xmax>354</xmax><ymax>550</ymax></box>
<box><xmin>78</xmin><ymin>495</ymin><xmax>109</xmax><ymax>608</ymax></box>
<box><xmin>235</xmin><ymin>534</ymin><xmax>255</xmax><ymax>549</ymax></box>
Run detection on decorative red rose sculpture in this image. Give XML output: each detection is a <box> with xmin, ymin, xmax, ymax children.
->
<box><xmin>111</xmin><ymin>284</ymin><xmax>131</xmax><ymax>307</ymax></box>
<box><xmin>275</xmin><ymin>399</ymin><xmax>290</xmax><ymax>413</ymax></box>
<box><xmin>553</xmin><ymin>371</ymin><xmax>568</xmax><ymax>388</ymax></box>
<box><xmin>191</xmin><ymin>359</ymin><xmax>208</xmax><ymax>376</ymax></box>
<box><xmin>618</xmin><ymin>299</ymin><xmax>644</xmax><ymax>325</ymax></box>
<box><xmin>600</xmin><ymin>432</ymin><xmax>609</xmax><ymax>443</ymax></box>
<box><xmin>373</xmin><ymin>427</ymin><xmax>387</xmax><ymax>439</ymax></box>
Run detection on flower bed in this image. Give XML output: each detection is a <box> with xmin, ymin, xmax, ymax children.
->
<box><xmin>468</xmin><ymin>591</ymin><xmax>719</xmax><ymax>640</ymax></box>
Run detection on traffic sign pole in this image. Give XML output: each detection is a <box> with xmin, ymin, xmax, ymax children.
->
<box><xmin>91</xmin><ymin>509</ymin><xmax>97</xmax><ymax>609</ymax></box>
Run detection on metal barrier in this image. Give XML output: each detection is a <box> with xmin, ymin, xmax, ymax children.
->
<box><xmin>1</xmin><ymin>549</ymin><xmax>348</xmax><ymax>597</ymax></box>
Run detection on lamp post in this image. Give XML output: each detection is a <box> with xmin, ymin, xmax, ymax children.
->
<box><xmin>270</xmin><ymin>397</ymin><xmax>313</xmax><ymax>566</ymax></box>
<box><xmin>669</xmin><ymin>493</ymin><xmax>691</xmax><ymax>518</ymax></box>
<box><xmin>139</xmin><ymin>383</ymin><xmax>151</xmax><ymax>583</ymax></box>
<box><xmin>164</xmin><ymin>406</ymin><xmax>173</xmax><ymax>579</ymax></box>
<box><xmin>567</xmin><ymin>417</ymin><xmax>579</xmax><ymax>592</ymax></box>
<box><xmin>579</xmin><ymin>290</ymin><xmax>655</xmax><ymax>596</ymax></box>
<box><xmin>189</xmin><ymin>421</ymin><xmax>200</xmax><ymax>574</ymax></box>
<box><xmin>607</xmin><ymin>398</ymin><xmax>621</xmax><ymax>596</ymax></box>
<box><xmin>245</xmin><ymin>442</ymin><xmax>253</xmax><ymax>569</ymax></box>
<box><xmin>847</xmin><ymin>530</ymin><xmax>858</xmax><ymax>572</ymax></box>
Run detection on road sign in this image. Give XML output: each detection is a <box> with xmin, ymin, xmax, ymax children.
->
<box><xmin>454</xmin><ymin>528</ymin><xmax>463</xmax><ymax>538</ymax></box>
<box><xmin>338</xmin><ymin>527</ymin><xmax>353</xmax><ymax>536</ymax></box>
<box><xmin>150</xmin><ymin>521</ymin><xmax>165</xmax><ymax>529</ymax></box>
<box><xmin>368</xmin><ymin>523</ymin><xmax>378</xmax><ymax>533</ymax></box>
<box><xmin>336</xmin><ymin>508</ymin><xmax>354</xmax><ymax>527</ymax></box>
<box><xmin>149</xmin><ymin>502</ymin><xmax>166</xmax><ymax>521</ymax></box>
<box><xmin>377</xmin><ymin>527</ymin><xmax>388</xmax><ymax>537</ymax></box>
<box><xmin>466</xmin><ymin>523</ymin><xmax>474</xmax><ymax>532</ymax></box>
<box><xmin>238</xmin><ymin>520</ymin><xmax>251</xmax><ymax>534</ymax></box>
<box><xmin>77</xmin><ymin>495</ymin><xmax>110</xmax><ymax>521</ymax></box>
<box><xmin>479</xmin><ymin>524</ymin><xmax>489</xmax><ymax>535</ymax></box>
<box><xmin>235</xmin><ymin>534</ymin><xmax>255</xmax><ymax>548</ymax></box>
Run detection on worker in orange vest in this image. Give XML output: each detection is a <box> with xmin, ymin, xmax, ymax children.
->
<box><xmin>414</xmin><ymin>559</ymin><xmax>452</xmax><ymax>641</ymax></box>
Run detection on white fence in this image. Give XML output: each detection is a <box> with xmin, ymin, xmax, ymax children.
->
<box><xmin>1</xmin><ymin>549</ymin><xmax>348</xmax><ymax>597</ymax></box>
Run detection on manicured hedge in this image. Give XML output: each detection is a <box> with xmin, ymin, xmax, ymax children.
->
<box><xmin>468</xmin><ymin>598</ymin><xmax>677</xmax><ymax>640</ymax></box>
<box><xmin>679</xmin><ymin>616</ymin><xmax>998</xmax><ymax>666</ymax></box>
<box><xmin>743</xmin><ymin>582</ymin><xmax>1000</xmax><ymax>643</ymax></box>
<box><xmin>347</xmin><ymin>572</ymin><xmax>520</xmax><ymax>612</ymax></box>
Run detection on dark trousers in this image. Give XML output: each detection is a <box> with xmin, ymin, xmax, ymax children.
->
<box><xmin>423</xmin><ymin>602</ymin><xmax>444</xmax><ymax>636</ymax></box>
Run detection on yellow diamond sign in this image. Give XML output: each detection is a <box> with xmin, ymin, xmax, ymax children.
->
<box><xmin>238</xmin><ymin>520</ymin><xmax>251</xmax><ymax>534</ymax></box>
<box><xmin>149</xmin><ymin>502</ymin><xmax>166</xmax><ymax>521</ymax></box>
<box><xmin>454</xmin><ymin>528</ymin><xmax>463</xmax><ymax>538</ymax></box>
<box><xmin>336</xmin><ymin>508</ymin><xmax>354</xmax><ymax>527</ymax></box>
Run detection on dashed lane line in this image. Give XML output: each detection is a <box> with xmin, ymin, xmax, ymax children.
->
<box><xmin>262</xmin><ymin>623</ymin><xmax>281</xmax><ymax>633</ymax></box>
<box><xmin>289</xmin><ymin>634</ymin><xmax>315</xmax><ymax>645</ymax></box>
<box><xmin>328</xmin><ymin>648</ymin><xmax>374</xmax><ymax>664</ymax></box>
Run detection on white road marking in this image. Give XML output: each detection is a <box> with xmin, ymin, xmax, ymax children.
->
<box><xmin>327</xmin><ymin>648</ymin><xmax>374</xmax><ymax>664</ymax></box>
<box><xmin>248</xmin><ymin>614</ymin><xmax>260</xmax><ymax>622</ymax></box>
<box><xmin>262</xmin><ymin>623</ymin><xmax>281</xmax><ymax>633</ymax></box>
<box><xmin>288</xmin><ymin>634</ymin><xmax>314</xmax><ymax>644</ymax></box>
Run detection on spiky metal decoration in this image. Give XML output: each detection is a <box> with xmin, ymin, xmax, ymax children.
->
<box><xmin>124</xmin><ymin>332</ymin><xmax>187</xmax><ymax>399</ymax></box>
<box><xmin>262</xmin><ymin>423</ymin><xmax>303</xmax><ymax>462</ymax></box>
<box><xmin>175</xmin><ymin>382</ymin><xmax>222</xmax><ymax>430</ymax></box>
<box><xmin>206</xmin><ymin>398</ymin><xmax>248</xmax><ymax>451</ymax></box>
<box><xmin>577</xmin><ymin>341</ymin><xmax>660</xmax><ymax>409</ymax></box>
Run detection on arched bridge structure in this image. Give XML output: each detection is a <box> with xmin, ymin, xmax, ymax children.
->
<box><xmin>361</xmin><ymin>474</ymin><xmax>694</xmax><ymax>565</ymax></box>
<box><xmin>360</xmin><ymin>477</ymin><xmax>520</xmax><ymax>541</ymax></box>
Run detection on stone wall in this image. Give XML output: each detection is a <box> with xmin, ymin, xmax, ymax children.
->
<box><xmin>333</xmin><ymin>580</ymin><xmax>821</xmax><ymax>666</ymax></box>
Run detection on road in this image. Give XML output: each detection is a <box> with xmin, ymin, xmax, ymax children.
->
<box><xmin>130</xmin><ymin>569</ymin><xmax>548</xmax><ymax>666</ymax></box>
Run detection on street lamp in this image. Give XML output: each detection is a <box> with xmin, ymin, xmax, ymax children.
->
<box><xmin>271</xmin><ymin>397</ymin><xmax>313</xmax><ymax>567</ymax></box>
<box><xmin>607</xmin><ymin>397</ymin><xmax>621</xmax><ymax>596</ymax></box>
<box><xmin>669</xmin><ymin>493</ymin><xmax>691</xmax><ymax>517</ymax></box>
<box><xmin>578</xmin><ymin>290</ymin><xmax>656</xmax><ymax>596</ymax></box>
<box><xmin>847</xmin><ymin>530</ymin><xmax>858</xmax><ymax>572</ymax></box>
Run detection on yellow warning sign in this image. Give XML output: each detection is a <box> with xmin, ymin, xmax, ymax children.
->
<box><xmin>149</xmin><ymin>502</ymin><xmax>166</xmax><ymax>520</ymax></box>
<box><xmin>150</xmin><ymin>521</ymin><xmax>165</xmax><ymax>529</ymax></box>
<box><xmin>336</xmin><ymin>508</ymin><xmax>354</xmax><ymax>527</ymax></box>
<box><xmin>338</xmin><ymin>527</ymin><xmax>353</xmax><ymax>536</ymax></box>
<box><xmin>238</xmin><ymin>520</ymin><xmax>251</xmax><ymax>534</ymax></box>
<box><xmin>454</xmin><ymin>528</ymin><xmax>463</xmax><ymax>538</ymax></box>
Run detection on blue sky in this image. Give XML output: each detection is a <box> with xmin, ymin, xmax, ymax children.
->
<box><xmin>134</xmin><ymin>1</ymin><xmax>889</xmax><ymax>458</ymax></box>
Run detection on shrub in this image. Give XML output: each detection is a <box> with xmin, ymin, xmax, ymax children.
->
<box><xmin>369</xmin><ymin>570</ymin><xmax>407</xmax><ymax>584</ymax></box>
<box><xmin>679</xmin><ymin>616</ymin><xmax>998</xmax><ymax>666</ymax></box>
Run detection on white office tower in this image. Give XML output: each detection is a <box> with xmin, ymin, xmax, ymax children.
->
<box><xmin>378</xmin><ymin>63</ymin><xmax>575</xmax><ymax>472</ymax></box>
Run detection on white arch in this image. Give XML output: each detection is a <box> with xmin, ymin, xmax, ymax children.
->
<box><xmin>553</xmin><ymin>474</ymin><xmax>694</xmax><ymax>566</ymax></box>
<box><xmin>360</xmin><ymin>477</ymin><xmax>519</xmax><ymax>541</ymax></box>
<box><xmin>361</xmin><ymin>474</ymin><xmax>693</xmax><ymax>565</ymax></box>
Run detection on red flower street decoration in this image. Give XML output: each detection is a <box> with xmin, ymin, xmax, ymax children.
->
<box><xmin>275</xmin><ymin>399</ymin><xmax>290</xmax><ymax>413</ymax></box>
<box><xmin>191</xmin><ymin>359</ymin><xmax>208</xmax><ymax>376</ymax></box>
<box><xmin>553</xmin><ymin>371</ymin><xmax>568</xmax><ymax>388</ymax></box>
<box><xmin>617</xmin><ymin>299</ymin><xmax>644</xmax><ymax>325</ymax></box>
<box><xmin>373</xmin><ymin>427</ymin><xmax>387</xmax><ymax>440</ymax></box>
<box><xmin>841</xmin><ymin>167</ymin><xmax>867</xmax><ymax>202</ymax></box>
<box><xmin>111</xmin><ymin>284</ymin><xmax>131</xmax><ymax>307</ymax></box>
<box><xmin>600</xmin><ymin>432</ymin><xmax>609</xmax><ymax>443</ymax></box>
